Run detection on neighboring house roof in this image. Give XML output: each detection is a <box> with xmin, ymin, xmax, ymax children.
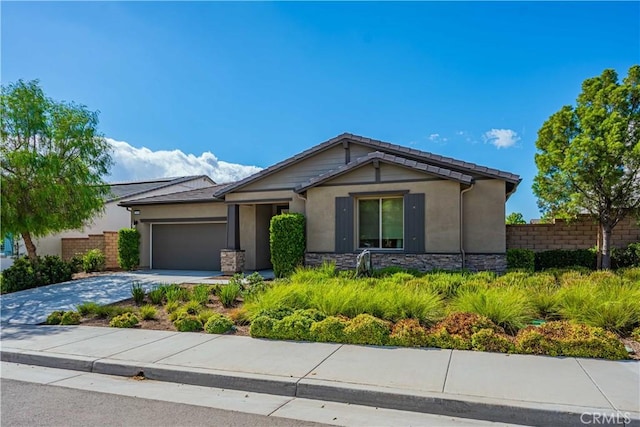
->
<box><xmin>215</xmin><ymin>133</ymin><xmax>521</xmax><ymax>197</ymax></box>
<box><xmin>295</xmin><ymin>151</ymin><xmax>474</xmax><ymax>193</ymax></box>
<box><xmin>107</xmin><ymin>175</ymin><xmax>215</xmax><ymax>202</ymax></box>
<box><xmin>119</xmin><ymin>184</ymin><xmax>229</xmax><ymax>206</ymax></box>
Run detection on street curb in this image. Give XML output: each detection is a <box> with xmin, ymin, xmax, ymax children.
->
<box><xmin>2</xmin><ymin>349</ymin><xmax>637</xmax><ymax>427</ymax></box>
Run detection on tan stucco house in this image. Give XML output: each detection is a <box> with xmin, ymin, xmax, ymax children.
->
<box><xmin>121</xmin><ymin>133</ymin><xmax>521</xmax><ymax>273</ymax></box>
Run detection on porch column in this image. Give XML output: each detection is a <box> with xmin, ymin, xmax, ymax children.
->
<box><xmin>227</xmin><ymin>204</ymin><xmax>241</xmax><ymax>250</ymax></box>
<box><xmin>222</xmin><ymin>204</ymin><xmax>244</xmax><ymax>274</ymax></box>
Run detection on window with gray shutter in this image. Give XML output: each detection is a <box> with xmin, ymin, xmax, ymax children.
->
<box><xmin>335</xmin><ymin>197</ymin><xmax>354</xmax><ymax>253</ymax></box>
<box><xmin>404</xmin><ymin>193</ymin><xmax>425</xmax><ymax>253</ymax></box>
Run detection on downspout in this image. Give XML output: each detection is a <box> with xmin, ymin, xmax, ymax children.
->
<box><xmin>460</xmin><ymin>184</ymin><xmax>474</xmax><ymax>270</ymax></box>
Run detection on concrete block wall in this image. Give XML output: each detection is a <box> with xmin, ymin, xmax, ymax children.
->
<box><xmin>506</xmin><ymin>216</ymin><xmax>640</xmax><ymax>252</ymax></box>
<box><xmin>61</xmin><ymin>231</ymin><xmax>119</xmax><ymax>269</ymax></box>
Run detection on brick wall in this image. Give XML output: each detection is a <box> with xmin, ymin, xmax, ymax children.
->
<box><xmin>506</xmin><ymin>216</ymin><xmax>640</xmax><ymax>252</ymax></box>
<box><xmin>61</xmin><ymin>231</ymin><xmax>119</xmax><ymax>269</ymax></box>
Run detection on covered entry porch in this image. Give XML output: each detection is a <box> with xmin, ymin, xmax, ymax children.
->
<box><xmin>221</xmin><ymin>201</ymin><xmax>290</xmax><ymax>274</ymax></box>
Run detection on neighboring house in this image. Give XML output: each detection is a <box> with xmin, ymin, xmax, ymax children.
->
<box><xmin>32</xmin><ymin>175</ymin><xmax>216</xmax><ymax>257</ymax></box>
<box><xmin>121</xmin><ymin>133</ymin><xmax>521</xmax><ymax>273</ymax></box>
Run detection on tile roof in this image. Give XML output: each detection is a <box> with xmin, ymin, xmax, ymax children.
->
<box><xmin>107</xmin><ymin>176</ymin><xmax>214</xmax><ymax>202</ymax></box>
<box><xmin>119</xmin><ymin>183</ymin><xmax>229</xmax><ymax>206</ymax></box>
<box><xmin>215</xmin><ymin>133</ymin><xmax>520</xmax><ymax>197</ymax></box>
<box><xmin>295</xmin><ymin>152</ymin><xmax>474</xmax><ymax>193</ymax></box>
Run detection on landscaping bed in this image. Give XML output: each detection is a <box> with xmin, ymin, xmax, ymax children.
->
<box><xmin>45</xmin><ymin>266</ymin><xmax>640</xmax><ymax>360</ymax></box>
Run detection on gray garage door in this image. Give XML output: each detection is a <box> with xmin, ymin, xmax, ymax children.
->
<box><xmin>152</xmin><ymin>223</ymin><xmax>226</xmax><ymax>270</ymax></box>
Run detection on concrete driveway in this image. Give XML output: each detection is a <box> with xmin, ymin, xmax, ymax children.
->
<box><xmin>0</xmin><ymin>270</ymin><xmax>221</xmax><ymax>325</ymax></box>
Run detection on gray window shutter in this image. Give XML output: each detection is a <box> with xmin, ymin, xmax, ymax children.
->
<box><xmin>404</xmin><ymin>193</ymin><xmax>425</xmax><ymax>253</ymax></box>
<box><xmin>335</xmin><ymin>197</ymin><xmax>354</xmax><ymax>253</ymax></box>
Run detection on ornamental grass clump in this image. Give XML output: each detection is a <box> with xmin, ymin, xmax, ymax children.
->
<box><xmin>451</xmin><ymin>287</ymin><xmax>533</xmax><ymax>334</ymax></box>
<box><xmin>191</xmin><ymin>284</ymin><xmax>211</xmax><ymax>306</ymax></box>
<box><xmin>557</xmin><ymin>281</ymin><xmax>640</xmax><ymax>336</ymax></box>
<box><xmin>148</xmin><ymin>287</ymin><xmax>165</xmax><ymax>305</ymax></box>
<box><xmin>139</xmin><ymin>304</ymin><xmax>157</xmax><ymax>320</ymax></box>
<box><xmin>219</xmin><ymin>282</ymin><xmax>241</xmax><ymax>308</ymax></box>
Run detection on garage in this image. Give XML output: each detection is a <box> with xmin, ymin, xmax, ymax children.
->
<box><xmin>151</xmin><ymin>223</ymin><xmax>226</xmax><ymax>270</ymax></box>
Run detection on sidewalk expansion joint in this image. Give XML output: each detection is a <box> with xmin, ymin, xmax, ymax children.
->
<box><xmin>440</xmin><ymin>349</ymin><xmax>453</xmax><ymax>393</ymax></box>
<box><xmin>575</xmin><ymin>358</ymin><xmax>618</xmax><ymax>411</ymax></box>
<box><xmin>266</xmin><ymin>397</ymin><xmax>297</xmax><ymax>417</ymax></box>
<box><xmin>297</xmin><ymin>344</ymin><xmax>344</xmax><ymax>384</ymax></box>
<box><xmin>150</xmin><ymin>335</ymin><xmax>222</xmax><ymax>364</ymax></box>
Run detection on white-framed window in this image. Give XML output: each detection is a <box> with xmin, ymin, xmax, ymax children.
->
<box><xmin>357</xmin><ymin>196</ymin><xmax>404</xmax><ymax>249</ymax></box>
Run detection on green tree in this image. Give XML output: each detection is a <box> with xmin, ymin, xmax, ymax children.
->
<box><xmin>533</xmin><ymin>66</ymin><xmax>640</xmax><ymax>269</ymax></box>
<box><xmin>506</xmin><ymin>212</ymin><xmax>527</xmax><ymax>224</ymax></box>
<box><xmin>1</xmin><ymin>80</ymin><xmax>112</xmax><ymax>259</ymax></box>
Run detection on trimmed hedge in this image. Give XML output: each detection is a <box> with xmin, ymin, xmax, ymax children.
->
<box><xmin>535</xmin><ymin>249</ymin><xmax>596</xmax><ymax>270</ymax></box>
<box><xmin>611</xmin><ymin>242</ymin><xmax>640</xmax><ymax>269</ymax></box>
<box><xmin>118</xmin><ymin>228</ymin><xmax>140</xmax><ymax>271</ymax></box>
<box><xmin>507</xmin><ymin>249</ymin><xmax>535</xmax><ymax>271</ymax></box>
<box><xmin>270</xmin><ymin>213</ymin><xmax>306</xmax><ymax>278</ymax></box>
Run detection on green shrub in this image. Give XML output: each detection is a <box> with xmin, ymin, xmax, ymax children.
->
<box><xmin>471</xmin><ymin>329</ymin><xmax>514</xmax><ymax>353</ymax></box>
<box><xmin>117</xmin><ymin>228</ymin><xmax>140</xmax><ymax>271</ymax></box>
<box><xmin>270</xmin><ymin>213</ymin><xmax>306</xmax><ymax>278</ymax></box>
<box><xmin>94</xmin><ymin>305</ymin><xmax>133</xmax><ymax>319</ymax></box>
<box><xmin>389</xmin><ymin>319</ymin><xmax>431</xmax><ymax>347</ymax></box>
<box><xmin>76</xmin><ymin>301</ymin><xmax>100</xmax><ymax>317</ymax></box>
<box><xmin>452</xmin><ymin>287</ymin><xmax>533</xmax><ymax>334</ymax></box>
<box><xmin>139</xmin><ymin>304</ymin><xmax>157</xmax><ymax>320</ymax></box>
<box><xmin>631</xmin><ymin>327</ymin><xmax>640</xmax><ymax>342</ymax></box>
<box><xmin>310</xmin><ymin>316</ymin><xmax>350</xmax><ymax>343</ymax></box>
<box><xmin>252</xmin><ymin>306</ymin><xmax>294</xmax><ymax>321</ymax></box>
<box><xmin>611</xmin><ymin>242</ymin><xmax>640</xmax><ymax>269</ymax></box>
<box><xmin>82</xmin><ymin>249</ymin><xmax>106</xmax><ymax>273</ymax></box>
<box><xmin>1</xmin><ymin>256</ymin><xmax>73</xmax><ymax>294</ymax></box>
<box><xmin>507</xmin><ymin>249</ymin><xmax>535</xmax><ymax>271</ymax></box>
<box><xmin>191</xmin><ymin>284</ymin><xmax>211</xmax><ymax>305</ymax></box>
<box><xmin>344</xmin><ymin>314</ymin><xmax>391</xmax><ymax>346</ymax></box>
<box><xmin>272</xmin><ymin>309</ymin><xmax>326</xmax><ymax>341</ymax></box>
<box><xmin>426</xmin><ymin>312</ymin><xmax>501</xmax><ymax>350</ymax></box>
<box><xmin>60</xmin><ymin>311</ymin><xmax>81</xmax><ymax>325</ymax></box>
<box><xmin>46</xmin><ymin>310</ymin><xmax>65</xmax><ymax>325</ymax></box>
<box><xmin>173</xmin><ymin>313</ymin><xmax>203</xmax><ymax>332</ymax></box>
<box><xmin>131</xmin><ymin>282</ymin><xmax>145</xmax><ymax>306</ymax></box>
<box><xmin>204</xmin><ymin>314</ymin><xmax>234</xmax><ymax>334</ymax></box>
<box><xmin>148</xmin><ymin>287</ymin><xmax>165</xmax><ymax>305</ymax></box>
<box><xmin>535</xmin><ymin>249</ymin><xmax>596</xmax><ymax>271</ymax></box>
<box><xmin>219</xmin><ymin>282</ymin><xmax>241</xmax><ymax>308</ymax></box>
<box><xmin>515</xmin><ymin>321</ymin><xmax>628</xmax><ymax>360</ymax></box>
<box><xmin>249</xmin><ymin>315</ymin><xmax>276</xmax><ymax>338</ymax></box>
<box><xmin>109</xmin><ymin>312</ymin><xmax>139</xmax><ymax>328</ymax></box>
<box><xmin>37</xmin><ymin>255</ymin><xmax>73</xmax><ymax>284</ymax></box>
<box><xmin>69</xmin><ymin>256</ymin><xmax>84</xmax><ymax>274</ymax></box>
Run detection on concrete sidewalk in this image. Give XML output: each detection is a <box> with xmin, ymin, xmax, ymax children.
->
<box><xmin>1</xmin><ymin>325</ymin><xmax>638</xmax><ymax>427</ymax></box>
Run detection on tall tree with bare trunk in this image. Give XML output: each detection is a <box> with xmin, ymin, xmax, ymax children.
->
<box><xmin>533</xmin><ymin>65</ymin><xmax>640</xmax><ymax>269</ymax></box>
<box><xmin>1</xmin><ymin>80</ymin><xmax>112</xmax><ymax>259</ymax></box>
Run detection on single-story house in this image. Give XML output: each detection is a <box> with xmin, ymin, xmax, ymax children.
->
<box><xmin>121</xmin><ymin>133</ymin><xmax>521</xmax><ymax>273</ymax></box>
<box><xmin>32</xmin><ymin>175</ymin><xmax>215</xmax><ymax>257</ymax></box>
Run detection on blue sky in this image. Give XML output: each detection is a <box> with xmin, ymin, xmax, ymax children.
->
<box><xmin>2</xmin><ymin>2</ymin><xmax>639</xmax><ymax>221</ymax></box>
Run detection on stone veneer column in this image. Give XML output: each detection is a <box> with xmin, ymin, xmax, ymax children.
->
<box><xmin>221</xmin><ymin>249</ymin><xmax>245</xmax><ymax>274</ymax></box>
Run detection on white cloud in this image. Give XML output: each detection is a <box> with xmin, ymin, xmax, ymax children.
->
<box><xmin>428</xmin><ymin>133</ymin><xmax>440</xmax><ymax>141</ymax></box>
<box><xmin>106</xmin><ymin>138</ymin><xmax>262</xmax><ymax>184</ymax></box>
<box><xmin>483</xmin><ymin>129</ymin><xmax>520</xmax><ymax>149</ymax></box>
